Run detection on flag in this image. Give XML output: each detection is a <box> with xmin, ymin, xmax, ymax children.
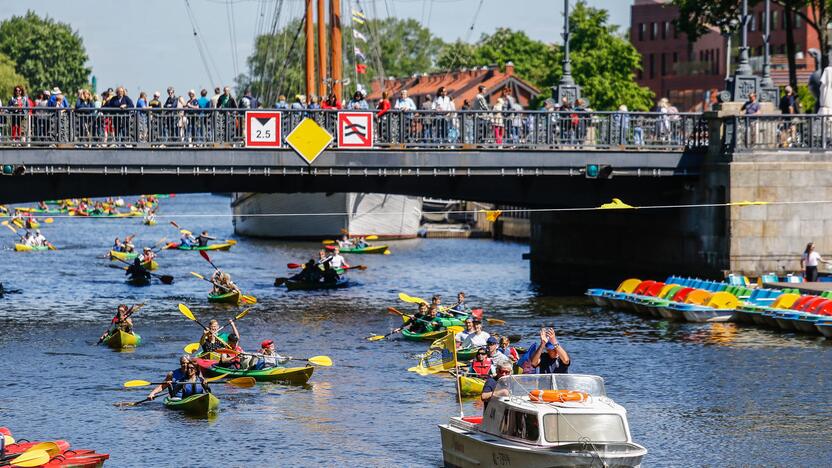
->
<box><xmin>353</xmin><ymin>29</ymin><xmax>367</xmax><ymax>41</ymax></box>
<box><xmin>481</xmin><ymin>209</ymin><xmax>503</xmax><ymax>222</ymax></box>
<box><xmin>352</xmin><ymin>9</ymin><xmax>365</xmax><ymax>24</ymax></box>
<box><xmin>407</xmin><ymin>331</ymin><xmax>458</xmax><ymax>376</ymax></box>
<box><xmin>356</xmin><ymin>63</ymin><xmax>367</xmax><ymax>74</ymax></box>
<box><xmin>354</xmin><ymin>46</ymin><xmax>366</xmax><ymax>62</ymax></box>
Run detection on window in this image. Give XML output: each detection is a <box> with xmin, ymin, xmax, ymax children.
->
<box><xmin>662</xmin><ymin>21</ymin><xmax>669</xmax><ymax>39</ymax></box>
<box><xmin>795</xmin><ymin>13</ymin><xmax>802</xmax><ymax>29</ymax></box>
<box><xmin>500</xmin><ymin>409</ymin><xmax>540</xmax><ymax>442</ymax></box>
<box><xmin>781</xmin><ymin>9</ymin><xmax>787</xmax><ymax>29</ymax></box>
<box><xmin>772</xmin><ymin>11</ymin><xmax>778</xmax><ymax>30</ymax></box>
<box><xmin>750</xmin><ymin>14</ymin><xmax>756</xmax><ymax>31</ymax></box>
<box><xmin>652</xmin><ymin>22</ymin><xmax>658</xmax><ymax>40</ymax></box>
<box><xmin>638</xmin><ymin>23</ymin><xmax>644</xmax><ymax>41</ymax></box>
<box><xmin>715</xmin><ymin>49</ymin><xmax>720</xmax><ymax>75</ymax></box>
<box><xmin>543</xmin><ymin>414</ymin><xmax>628</xmax><ymax>443</ymax></box>
<box><xmin>672</xmin><ymin>52</ymin><xmax>678</xmax><ymax>63</ymax></box>
<box><xmin>661</xmin><ymin>53</ymin><xmax>666</xmax><ymax>76</ymax></box>
<box><xmin>649</xmin><ymin>53</ymin><xmax>655</xmax><ymax>79</ymax></box>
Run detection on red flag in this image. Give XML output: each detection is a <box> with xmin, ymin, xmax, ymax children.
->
<box><xmin>356</xmin><ymin>63</ymin><xmax>367</xmax><ymax>74</ymax></box>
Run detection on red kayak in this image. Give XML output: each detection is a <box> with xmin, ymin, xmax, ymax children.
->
<box><xmin>3</xmin><ymin>440</ymin><xmax>71</xmax><ymax>454</ymax></box>
<box><xmin>0</xmin><ymin>428</ymin><xmax>109</xmax><ymax>467</ymax></box>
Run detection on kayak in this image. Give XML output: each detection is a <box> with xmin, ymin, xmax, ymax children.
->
<box><xmin>165</xmin><ymin>241</ymin><xmax>236</xmax><ymax>251</ymax></box>
<box><xmin>143</xmin><ymin>219</ymin><xmax>157</xmax><ymax>226</ymax></box>
<box><xmin>126</xmin><ymin>276</ymin><xmax>151</xmax><ymax>286</ymax></box>
<box><xmin>109</xmin><ymin>250</ymin><xmax>158</xmax><ymax>270</ymax></box>
<box><xmin>163</xmin><ymin>393</ymin><xmax>219</xmax><ymax>417</ymax></box>
<box><xmin>325</xmin><ymin>244</ymin><xmax>389</xmax><ymax>254</ymax></box>
<box><xmin>285</xmin><ymin>277</ymin><xmax>350</xmax><ymax>291</ymax></box>
<box><xmin>400</xmin><ymin>315</ymin><xmax>467</xmax><ymax>341</ymax></box>
<box><xmin>12</xmin><ymin>218</ymin><xmax>40</xmax><ymax>229</ymax></box>
<box><xmin>458</xmin><ymin>374</ymin><xmax>485</xmax><ymax>397</ymax></box>
<box><xmin>207</xmin><ymin>290</ymin><xmax>240</xmax><ymax>304</ymax></box>
<box><xmin>195</xmin><ymin>358</ymin><xmax>314</xmax><ymax>384</ymax></box>
<box><xmin>456</xmin><ymin>346</ymin><xmax>527</xmax><ymax>362</ymax></box>
<box><xmin>15</xmin><ymin>243</ymin><xmax>49</xmax><ymax>252</ymax></box>
<box><xmin>103</xmin><ymin>329</ymin><xmax>141</xmax><ymax>349</ymax></box>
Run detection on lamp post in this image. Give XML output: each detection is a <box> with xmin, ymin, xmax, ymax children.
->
<box><xmin>759</xmin><ymin>0</ymin><xmax>779</xmax><ymax>102</ymax></box>
<box><xmin>726</xmin><ymin>0</ymin><xmax>761</xmax><ymax>101</ymax></box>
<box><xmin>554</xmin><ymin>0</ymin><xmax>581</xmax><ymax>106</ymax></box>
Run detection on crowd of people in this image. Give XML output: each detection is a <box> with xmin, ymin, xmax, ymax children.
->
<box><xmin>0</xmin><ymin>83</ymin><xmax>698</xmax><ymax>148</ymax></box>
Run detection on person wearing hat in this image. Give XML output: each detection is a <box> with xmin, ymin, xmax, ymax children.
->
<box><xmin>530</xmin><ymin>327</ymin><xmax>570</xmax><ymax>374</ymax></box>
<box><xmin>468</xmin><ymin>347</ymin><xmax>493</xmax><ymax>378</ymax></box>
<box><xmin>216</xmin><ymin>333</ymin><xmax>244</xmax><ymax>369</ymax></box>
<box><xmin>139</xmin><ymin>246</ymin><xmax>156</xmax><ymax>264</ymax></box>
<box><xmin>48</xmin><ymin>87</ymin><xmax>68</xmax><ymax>108</ymax></box>
<box><xmin>251</xmin><ymin>339</ymin><xmax>290</xmax><ymax>370</ymax></box>
<box><xmin>484</xmin><ymin>335</ymin><xmax>512</xmax><ymax>372</ymax></box>
<box><xmin>460</xmin><ymin>319</ymin><xmax>490</xmax><ymax>349</ymax></box>
<box><xmin>33</xmin><ymin>229</ymin><xmax>47</xmax><ymax>247</ymax></box>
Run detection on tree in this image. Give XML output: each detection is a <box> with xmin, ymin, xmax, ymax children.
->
<box><xmin>0</xmin><ymin>52</ymin><xmax>28</xmax><ymax>99</ymax></box>
<box><xmin>468</xmin><ymin>29</ymin><xmax>557</xmax><ymax>89</ymax></box>
<box><xmin>436</xmin><ymin>40</ymin><xmax>479</xmax><ymax>70</ymax></box>
<box><xmin>556</xmin><ymin>2</ymin><xmax>654</xmax><ymax>110</ymax></box>
<box><xmin>0</xmin><ymin>11</ymin><xmax>90</xmax><ymax>96</ymax></box>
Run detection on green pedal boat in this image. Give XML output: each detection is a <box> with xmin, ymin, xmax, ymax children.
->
<box><xmin>163</xmin><ymin>393</ymin><xmax>219</xmax><ymax>417</ymax></box>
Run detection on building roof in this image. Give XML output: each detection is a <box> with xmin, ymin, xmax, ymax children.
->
<box><xmin>365</xmin><ymin>63</ymin><xmax>541</xmax><ymax>107</ymax></box>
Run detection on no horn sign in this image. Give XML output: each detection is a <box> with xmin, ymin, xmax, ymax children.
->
<box><xmin>337</xmin><ymin>112</ymin><xmax>373</xmax><ymax>148</ymax></box>
<box><xmin>245</xmin><ymin>111</ymin><xmax>282</xmax><ymax>147</ymax></box>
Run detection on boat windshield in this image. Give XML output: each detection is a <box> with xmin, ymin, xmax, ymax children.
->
<box><xmin>494</xmin><ymin>374</ymin><xmax>607</xmax><ymax>398</ymax></box>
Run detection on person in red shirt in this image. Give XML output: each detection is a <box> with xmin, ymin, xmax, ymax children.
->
<box><xmin>321</xmin><ymin>93</ymin><xmax>342</xmax><ymax>110</ymax></box>
<box><xmin>376</xmin><ymin>91</ymin><xmax>391</xmax><ymax>117</ymax></box>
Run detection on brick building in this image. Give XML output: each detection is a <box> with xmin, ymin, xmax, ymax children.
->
<box><xmin>365</xmin><ymin>63</ymin><xmax>540</xmax><ymax>109</ymax></box>
<box><xmin>631</xmin><ymin>0</ymin><xmax>819</xmax><ymax>111</ymax></box>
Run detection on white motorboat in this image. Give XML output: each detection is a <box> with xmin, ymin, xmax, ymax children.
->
<box><xmin>439</xmin><ymin>374</ymin><xmax>647</xmax><ymax>467</ymax></box>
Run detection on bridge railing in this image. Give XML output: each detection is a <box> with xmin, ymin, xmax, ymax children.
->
<box><xmin>731</xmin><ymin>114</ymin><xmax>832</xmax><ymax>152</ymax></box>
<box><xmin>0</xmin><ymin>107</ymin><xmax>708</xmax><ymax>151</ymax></box>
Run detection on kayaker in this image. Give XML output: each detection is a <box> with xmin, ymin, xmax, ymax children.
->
<box><xmin>123</xmin><ymin>234</ymin><xmax>136</xmax><ymax>253</ymax></box>
<box><xmin>530</xmin><ymin>327</ymin><xmax>571</xmax><ymax>374</ymax></box>
<box><xmin>454</xmin><ymin>318</ymin><xmax>476</xmax><ymax>347</ymax></box>
<box><xmin>216</xmin><ymin>333</ymin><xmax>244</xmax><ymax>369</ymax></box>
<box><xmin>337</xmin><ymin>234</ymin><xmax>354</xmax><ymax>248</ymax></box>
<box><xmin>98</xmin><ymin>304</ymin><xmax>135</xmax><ymax>342</ymax></box>
<box><xmin>484</xmin><ymin>336</ymin><xmax>513</xmax><ymax>372</ymax></box>
<box><xmin>407</xmin><ymin>303</ymin><xmax>433</xmax><ymax>334</ymax></box>
<box><xmin>196</xmin><ymin>230</ymin><xmax>216</xmax><ymax>248</ymax></box>
<box><xmin>250</xmin><ymin>339</ymin><xmax>290</xmax><ymax>369</ymax></box>
<box><xmin>316</xmin><ymin>249</ymin><xmax>329</xmax><ymax>267</ymax></box>
<box><xmin>33</xmin><ymin>230</ymin><xmax>47</xmax><ymax>247</ymax></box>
<box><xmin>147</xmin><ymin>356</ymin><xmax>191</xmax><ymax>400</ymax></box>
<box><xmin>219</xmin><ymin>272</ymin><xmax>240</xmax><ymax>294</ymax></box>
<box><xmin>139</xmin><ymin>247</ymin><xmax>156</xmax><ymax>263</ymax></box>
<box><xmin>468</xmin><ymin>348</ymin><xmax>493</xmax><ymax>378</ymax></box>
<box><xmin>126</xmin><ymin>258</ymin><xmax>151</xmax><ymax>282</ymax></box>
<box><xmin>37</xmin><ymin>201</ymin><xmax>48</xmax><ymax>211</ymax></box>
<box><xmin>294</xmin><ymin>259</ymin><xmax>323</xmax><ymax>283</ymax></box>
<box><xmin>23</xmin><ymin>231</ymin><xmax>36</xmax><ymax>247</ymax></box>
<box><xmin>112</xmin><ymin>237</ymin><xmax>125</xmax><ymax>252</ymax></box>
<box><xmin>180</xmin><ymin>231</ymin><xmax>197</xmax><ymax>248</ymax></box>
<box><xmin>449</xmin><ymin>292</ymin><xmax>471</xmax><ymax>314</ymax></box>
<box><xmin>460</xmin><ymin>320</ymin><xmax>490</xmax><ymax>349</ymax></box>
<box><xmin>321</xmin><ymin>261</ymin><xmax>341</xmax><ymax>284</ymax></box>
<box><xmin>497</xmin><ymin>335</ymin><xmax>520</xmax><ymax>363</ymax></box>
<box><xmin>200</xmin><ymin>318</ymin><xmax>238</xmax><ymax>353</ymax></box>
<box><xmin>481</xmin><ymin>362</ymin><xmax>512</xmax><ymax>412</ymax></box>
<box><xmin>169</xmin><ymin>359</ymin><xmax>211</xmax><ymax>399</ymax></box>
<box><xmin>327</xmin><ymin>246</ymin><xmax>350</xmax><ymax>269</ymax></box>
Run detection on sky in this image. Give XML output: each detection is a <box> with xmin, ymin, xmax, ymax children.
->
<box><xmin>1</xmin><ymin>0</ymin><xmax>630</xmax><ymax>97</ymax></box>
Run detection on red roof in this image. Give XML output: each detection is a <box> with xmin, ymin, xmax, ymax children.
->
<box><xmin>366</xmin><ymin>63</ymin><xmax>542</xmax><ymax>108</ymax></box>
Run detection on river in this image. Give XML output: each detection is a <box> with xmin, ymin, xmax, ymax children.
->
<box><xmin>0</xmin><ymin>193</ymin><xmax>829</xmax><ymax>467</ymax></box>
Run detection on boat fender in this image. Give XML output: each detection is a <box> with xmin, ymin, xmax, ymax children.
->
<box><xmin>528</xmin><ymin>389</ymin><xmax>590</xmax><ymax>403</ymax></box>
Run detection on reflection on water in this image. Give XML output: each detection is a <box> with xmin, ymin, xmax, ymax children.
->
<box><xmin>0</xmin><ymin>194</ymin><xmax>829</xmax><ymax>466</ymax></box>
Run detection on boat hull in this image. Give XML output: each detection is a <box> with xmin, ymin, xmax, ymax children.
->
<box><xmin>232</xmin><ymin>192</ymin><xmax>422</xmax><ymax>239</ymax></box>
<box><xmin>103</xmin><ymin>330</ymin><xmax>141</xmax><ymax>349</ymax></box>
<box><xmin>163</xmin><ymin>393</ymin><xmax>219</xmax><ymax>417</ymax></box>
<box><xmin>439</xmin><ymin>424</ymin><xmax>647</xmax><ymax>468</ymax></box>
<box><xmin>207</xmin><ymin>291</ymin><xmax>240</xmax><ymax>304</ymax></box>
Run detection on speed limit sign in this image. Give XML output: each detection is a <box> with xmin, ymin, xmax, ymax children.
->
<box><xmin>245</xmin><ymin>111</ymin><xmax>282</xmax><ymax>147</ymax></box>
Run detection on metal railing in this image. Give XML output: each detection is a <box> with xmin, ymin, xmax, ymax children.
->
<box><xmin>731</xmin><ymin>114</ymin><xmax>832</xmax><ymax>152</ymax></box>
<box><xmin>0</xmin><ymin>107</ymin><xmax>708</xmax><ymax>151</ymax></box>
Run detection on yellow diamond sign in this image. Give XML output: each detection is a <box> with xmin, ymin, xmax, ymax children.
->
<box><xmin>285</xmin><ymin>118</ymin><xmax>333</xmax><ymax>165</ymax></box>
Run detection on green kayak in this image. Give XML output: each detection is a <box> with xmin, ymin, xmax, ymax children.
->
<box><xmin>326</xmin><ymin>244</ymin><xmax>389</xmax><ymax>254</ymax></box>
<box><xmin>163</xmin><ymin>393</ymin><xmax>219</xmax><ymax>417</ymax></box>
<box><xmin>207</xmin><ymin>291</ymin><xmax>240</xmax><ymax>304</ymax></box>
<box><xmin>400</xmin><ymin>315</ymin><xmax>467</xmax><ymax>341</ymax></box>
<box><xmin>195</xmin><ymin>359</ymin><xmax>314</xmax><ymax>385</ymax></box>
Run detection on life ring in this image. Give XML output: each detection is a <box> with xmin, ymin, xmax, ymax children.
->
<box><xmin>528</xmin><ymin>389</ymin><xmax>589</xmax><ymax>403</ymax></box>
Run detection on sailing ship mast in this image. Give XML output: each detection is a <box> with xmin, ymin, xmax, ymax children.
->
<box><xmin>305</xmin><ymin>0</ymin><xmax>343</xmax><ymax>102</ymax></box>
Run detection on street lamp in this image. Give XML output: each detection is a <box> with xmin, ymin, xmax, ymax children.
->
<box><xmin>726</xmin><ymin>0</ymin><xmax>761</xmax><ymax>102</ymax></box>
<box><xmin>554</xmin><ymin>0</ymin><xmax>581</xmax><ymax>105</ymax></box>
<box><xmin>759</xmin><ymin>0</ymin><xmax>779</xmax><ymax>102</ymax></box>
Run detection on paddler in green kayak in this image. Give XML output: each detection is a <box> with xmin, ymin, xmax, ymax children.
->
<box><xmin>147</xmin><ymin>355</ymin><xmax>191</xmax><ymax>400</ymax></box>
<box><xmin>449</xmin><ymin>291</ymin><xmax>471</xmax><ymax>314</ymax></box>
<box><xmin>200</xmin><ymin>318</ymin><xmax>239</xmax><ymax>354</ymax></box>
<box><xmin>407</xmin><ymin>303</ymin><xmax>445</xmax><ymax>334</ymax></box>
<box><xmin>196</xmin><ymin>230</ymin><xmax>216</xmax><ymax>248</ymax></box>
<box><xmin>240</xmin><ymin>339</ymin><xmax>290</xmax><ymax>370</ymax></box>
<box><xmin>149</xmin><ymin>357</ymin><xmax>211</xmax><ymax>400</ymax></box>
<box><xmin>216</xmin><ymin>333</ymin><xmax>244</xmax><ymax>369</ymax></box>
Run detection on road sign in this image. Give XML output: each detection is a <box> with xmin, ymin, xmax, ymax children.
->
<box><xmin>245</xmin><ymin>111</ymin><xmax>282</xmax><ymax>147</ymax></box>
<box><xmin>337</xmin><ymin>112</ymin><xmax>373</xmax><ymax>149</ymax></box>
<box><xmin>285</xmin><ymin>118</ymin><xmax>333</xmax><ymax>165</ymax></box>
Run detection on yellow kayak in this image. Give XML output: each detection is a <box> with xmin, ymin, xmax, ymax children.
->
<box><xmin>12</xmin><ymin>218</ymin><xmax>39</xmax><ymax>229</ymax></box>
<box><xmin>15</xmin><ymin>243</ymin><xmax>50</xmax><ymax>252</ymax></box>
<box><xmin>458</xmin><ymin>374</ymin><xmax>485</xmax><ymax>397</ymax></box>
<box><xmin>109</xmin><ymin>250</ymin><xmax>158</xmax><ymax>270</ymax></box>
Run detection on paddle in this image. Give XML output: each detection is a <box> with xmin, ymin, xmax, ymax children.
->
<box><xmin>190</xmin><ymin>272</ymin><xmax>257</xmax><ymax>305</ymax></box>
<box><xmin>123</xmin><ymin>376</ymin><xmax>255</xmax><ymax>388</ymax></box>
<box><xmin>109</xmin><ymin>258</ymin><xmax>174</xmax><ymax>284</ymax></box>
<box><xmin>183</xmin><ymin>342</ymin><xmax>201</xmax><ymax>354</ymax></box>
<box><xmin>184</xmin><ymin>307</ymin><xmax>251</xmax><ymax>356</ymax></box>
<box><xmin>1</xmin><ymin>449</ymin><xmax>50</xmax><ymax>467</ymax></box>
<box><xmin>2</xmin><ymin>221</ymin><xmax>58</xmax><ymax>251</ymax></box>
<box><xmin>366</xmin><ymin>328</ymin><xmax>404</xmax><ymax>342</ymax></box>
<box><xmin>0</xmin><ymin>442</ymin><xmax>62</xmax><ymax>462</ymax></box>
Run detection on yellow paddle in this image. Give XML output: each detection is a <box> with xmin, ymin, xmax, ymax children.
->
<box><xmin>364</xmin><ymin>235</ymin><xmax>378</xmax><ymax>241</ymax></box>
<box><xmin>44</xmin><ymin>218</ymin><xmax>53</xmax><ymax>224</ymax></box>
<box><xmin>10</xmin><ymin>442</ymin><xmax>62</xmax><ymax>458</ymax></box>
<box><xmin>2</xmin><ymin>434</ymin><xmax>14</xmax><ymax>445</ymax></box>
<box><xmin>183</xmin><ymin>342</ymin><xmax>201</xmax><ymax>354</ymax></box>
<box><xmin>4</xmin><ymin>450</ymin><xmax>50</xmax><ymax>467</ymax></box>
<box><xmin>398</xmin><ymin>292</ymin><xmax>427</xmax><ymax>305</ymax></box>
<box><xmin>322</xmin><ymin>240</ymin><xmax>335</xmax><ymax>245</ymax></box>
<box><xmin>123</xmin><ymin>376</ymin><xmax>255</xmax><ymax>388</ymax></box>
<box><xmin>290</xmin><ymin>355</ymin><xmax>332</xmax><ymax>367</ymax></box>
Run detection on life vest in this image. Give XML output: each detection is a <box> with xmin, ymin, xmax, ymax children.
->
<box><xmin>471</xmin><ymin>357</ymin><xmax>492</xmax><ymax>377</ymax></box>
<box><xmin>174</xmin><ymin>380</ymin><xmax>206</xmax><ymax>398</ymax></box>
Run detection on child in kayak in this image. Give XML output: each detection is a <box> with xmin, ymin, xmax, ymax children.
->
<box><xmin>246</xmin><ymin>339</ymin><xmax>290</xmax><ymax>370</ymax></box>
<box><xmin>199</xmin><ymin>318</ymin><xmax>239</xmax><ymax>354</ymax></box>
<box><xmin>98</xmin><ymin>304</ymin><xmax>136</xmax><ymax>342</ymax></box>
<box><xmin>216</xmin><ymin>333</ymin><xmax>244</xmax><ymax>369</ymax></box>
<box><xmin>449</xmin><ymin>291</ymin><xmax>471</xmax><ymax>315</ymax></box>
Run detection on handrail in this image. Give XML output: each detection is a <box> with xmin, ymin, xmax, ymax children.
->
<box><xmin>0</xmin><ymin>107</ymin><xmax>708</xmax><ymax>151</ymax></box>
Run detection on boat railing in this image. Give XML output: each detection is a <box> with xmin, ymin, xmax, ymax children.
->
<box><xmin>0</xmin><ymin>107</ymin><xmax>707</xmax><ymax>152</ymax></box>
<box><xmin>494</xmin><ymin>374</ymin><xmax>607</xmax><ymax>399</ymax></box>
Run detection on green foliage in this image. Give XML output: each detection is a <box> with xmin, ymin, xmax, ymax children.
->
<box><xmin>471</xmin><ymin>29</ymin><xmax>557</xmax><ymax>88</ymax></box>
<box><xmin>559</xmin><ymin>2</ymin><xmax>654</xmax><ymax>111</ymax></box>
<box><xmin>436</xmin><ymin>40</ymin><xmax>479</xmax><ymax>70</ymax></box>
<box><xmin>369</xmin><ymin>18</ymin><xmax>444</xmax><ymax>79</ymax></box>
<box><xmin>0</xmin><ymin>11</ymin><xmax>90</xmax><ymax>97</ymax></box>
<box><xmin>797</xmin><ymin>84</ymin><xmax>815</xmax><ymax>113</ymax></box>
<box><xmin>0</xmin><ymin>52</ymin><xmax>28</xmax><ymax>100</ymax></box>
<box><xmin>671</xmin><ymin>0</ymin><xmax>740</xmax><ymax>42</ymax></box>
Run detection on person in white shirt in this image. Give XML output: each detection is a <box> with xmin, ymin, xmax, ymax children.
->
<box><xmin>394</xmin><ymin>89</ymin><xmax>416</xmax><ymax>111</ymax></box>
<box><xmin>454</xmin><ymin>317</ymin><xmax>475</xmax><ymax>346</ymax></box>
<box><xmin>461</xmin><ymin>319</ymin><xmax>490</xmax><ymax>349</ymax></box>
<box><xmin>432</xmin><ymin>86</ymin><xmax>455</xmax><ymax>142</ymax></box>
<box><xmin>327</xmin><ymin>246</ymin><xmax>349</xmax><ymax>269</ymax></box>
<box><xmin>33</xmin><ymin>230</ymin><xmax>47</xmax><ymax>247</ymax></box>
<box><xmin>23</xmin><ymin>231</ymin><xmax>36</xmax><ymax>247</ymax></box>
<box><xmin>801</xmin><ymin>242</ymin><xmax>831</xmax><ymax>282</ymax></box>
<box><xmin>484</xmin><ymin>336</ymin><xmax>512</xmax><ymax>373</ymax></box>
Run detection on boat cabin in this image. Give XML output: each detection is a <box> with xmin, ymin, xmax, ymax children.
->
<box><xmin>472</xmin><ymin>374</ymin><xmax>634</xmax><ymax>447</ymax></box>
